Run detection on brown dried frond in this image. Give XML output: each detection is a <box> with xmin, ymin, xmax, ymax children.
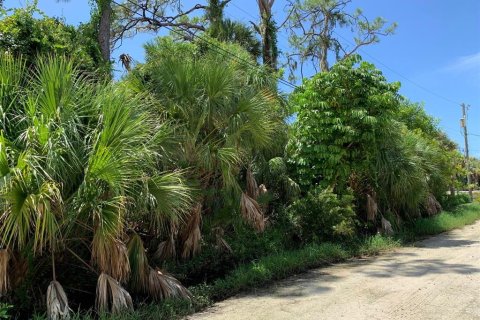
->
<box><xmin>366</xmin><ymin>194</ymin><xmax>378</xmax><ymax>221</ymax></box>
<box><xmin>426</xmin><ymin>194</ymin><xmax>442</xmax><ymax>216</ymax></box>
<box><xmin>381</xmin><ymin>217</ymin><xmax>394</xmax><ymax>236</ymax></box>
<box><xmin>154</xmin><ymin>223</ymin><xmax>177</xmax><ymax>261</ymax></box>
<box><xmin>47</xmin><ymin>281</ymin><xmax>70</xmax><ymax>320</ymax></box>
<box><xmin>213</xmin><ymin>227</ymin><xmax>232</xmax><ymax>254</ymax></box>
<box><xmin>147</xmin><ymin>267</ymin><xmax>192</xmax><ymax>301</ymax></box>
<box><xmin>92</xmin><ymin>236</ymin><xmax>130</xmax><ymax>283</ymax></box>
<box><xmin>0</xmin><ymin>249</ymin><xmax>9</xmax><ymax>296</ymax></box>
<box><xmin>95</xmin><ymin>273</ymin><xmax>133</xmax><ymax>315</ymax></box>
<box><xmin>246</xmin><ymin>166</ymin><xmax>259</xmax><ymax>199</ymax></box>
<box><xmin>240</xmin><ymin>192</ymin><xmax>265</xmax><ymax>232</ymax></box>
<box><xmin>180</xmin><ymin>203</ymin><xmax>202</xmax><ymax>259</ymax></box>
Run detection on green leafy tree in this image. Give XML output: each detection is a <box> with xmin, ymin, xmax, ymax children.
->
<box><xmin>0</xmin><ymin>5</ymin><xmax>106</xmax><ymax>75</ymax></box>
<box><xmin>288</xmin><ymin>55</ymin><xmax>399</xmax><ymax>191</ymax></box>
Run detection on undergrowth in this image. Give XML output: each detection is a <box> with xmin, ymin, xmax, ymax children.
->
<box><xmin>32</xmin><ymin>203</ymin><xmax>480</xmax><ymax>320</ymax></box>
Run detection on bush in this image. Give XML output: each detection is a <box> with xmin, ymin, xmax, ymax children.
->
<box><xmin>287</xmin><ymin>187</ymin><xmax>356</xmax><ymax>242</ymax></box>
<box><xmin>439</xmin><ymin>193</ymin><xmax>471</xmax><ymax>211</ymax></box>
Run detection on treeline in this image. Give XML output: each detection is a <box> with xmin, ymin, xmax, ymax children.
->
<box><xmin>0</xmin><ymin>1</ymin><xmax>469</xmax><ymax>319</ymax></box>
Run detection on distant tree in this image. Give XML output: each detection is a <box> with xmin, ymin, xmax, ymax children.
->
<box><xmin>286</xmin><ymin>0</ymin><xmax>396</xmax><ymax>76</ymax></box>
<box><xmin>0</xmin><ymin>5</ymin><xmax>105</xmax><ymax>74</ymax></box>
<box><xmin>251</xmin><ymin>0</ymin><xmax>279</xmax><ymax>69</ymax></box>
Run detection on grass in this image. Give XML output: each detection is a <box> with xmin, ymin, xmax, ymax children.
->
<box><xmin>33</xmin><ymin>203</ymin><xmax>480</xmax><ymax>320</ymax></box>
<box><xmin>407</xmin><ymin>203</ymin><xmax>480</xmax><ymax>237</ymax></box>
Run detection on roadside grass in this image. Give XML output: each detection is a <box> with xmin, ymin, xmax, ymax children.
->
<box><xmin>403</xmin><ymin>203</ymin><xmax>480</xmax><ymax>240</ymax></box>
<box><xmin>33</xmin><ymin>203</ymin><xmax>480</xmax><ymax>320</ymax></box>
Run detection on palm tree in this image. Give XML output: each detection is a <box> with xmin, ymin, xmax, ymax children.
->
<box><xmin>128</xmin><ymin>37</ymin><xmax>284</xmax><ymax>259</ymax></box>
<box><xmin>0</xmin><ymin>54</ymin><xmax>193</xmax><ymax>316</ymax></box>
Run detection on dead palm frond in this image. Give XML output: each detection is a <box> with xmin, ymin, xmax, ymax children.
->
<box><xmin>425</xmin><ymin>194</ymin><xmax>442</xmax><ymax>216</ymax></box>
<box><xmin>240</xmin><ymin>192</ymin><xmax>265</xmax><ymax>232</ymax></box>
<box><xmin>147</xmin><ymin>267</ymin><xmax>192</xmax><ymax>301</ymax></box>
<box><xmin>366</xmin><ymin>194</ymin><xmax>378</xmax><ymax>221</ymax></box>
<box><xmin>154</xmin><ymin>223</ymin><xmax>177</xmax><ymax>261</ymax></box>
<box><xmin>119</xmin><ymin>53</ymin><xmax>133</xmax><ymax>71</ymax></box>
<box><xmin>0</xmin><ymin>249</ymin><xmax>10</xmax><ymax>296</ymax></box>
<box><xmin>95</xmin><ymin>273</ymin><xmax>133</xmax><ymax>315</ymax></box>
<box><xmin>213</xmin><ymin>227</ymin><xmax>232</xmax><ymax>254</ymax></box>
<box><xmin>381</xmin><ymin>216</ymin><xmax>394</xmax><ymax>236</ymax></box>
<box><xmin>246</xmin><ymin>166</ymin><xmax>259</xmax><ymax>199</ymax></box>
<box><xmin>180</xmin><ymin>203</ymin><xmax>202</xmax><ymax>259</ymax></box>
<box><xmin>92</xmin><ymin>236</ymin><xmax>130</xmax><ymax>283</ymax></box>
<box><xmin>46</xmin><ymin>281</ymin><xmax>70</xmax><ymax>320</ymax></box>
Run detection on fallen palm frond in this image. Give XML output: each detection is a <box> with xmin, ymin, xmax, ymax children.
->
<box><xmin>381</xmin><ymin>217</ymin><xmax>394</xmax><ymax>236</ymax></box>
<box><xmin>154</xmin><ymin>222</ymin><xmax>177</xmax><ymax>261</ymax></box>
<box><xmin>246</xmin><ymin>166</ymin><xmax>259</xmax><ymax>199</ymax></box>
<box><xmin>213</xmin><ymin>227</ymin><xmax>232</xmax><ymax>254</ymax></box>
<box><xmin>0</xmin><ymin>249</ymin><xmax>10</xmax><ymax>296</ymax></box>
<box><xmin>240</xmin><ymin>192</ymin><xmax>265</xmax><ymax>232</ymax></box>
<box><xmin>127</xmin><ymin>233</ymin><xmax>149</xmax><ymax>292</ymax></box>
<box><xmin>367</xmin><ymin>194</ymin><xmax>378</xmax><ymax>221</ymax></box>
<box><xmin>425</xmin><ymin>194</ymin><xmax>442</xmax><ymax>216</ymax></box>
<box><xmin>92</xmin><ymin>236</ymin><xmax>130</xmax><ymax>283</ymax></box>
<box><xmin>95</xmin><ymin>273</ymin><xmax>133</xmax><ymax>315</ymax></box>
<box><xmin>47</xmin><ymin>281</ymin><xmax>70</xmax><ymax>320</ymax></box>
<box><xmin>180</xmin><ymin>203</ymin><xmax>202</xmax><ymax>259</ymax></box>
<box><xmin>147</xmin><ymin>267</ymin><xmax>192</xmax><ymax>301</ymax></box>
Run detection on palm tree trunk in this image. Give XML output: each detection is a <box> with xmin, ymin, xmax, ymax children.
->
<box><xmin>98</xmin><ymin>0</ymin><xmax>111</xmax><ymax>63</ymax></box>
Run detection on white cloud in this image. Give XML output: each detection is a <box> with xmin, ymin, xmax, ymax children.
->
<box><xmin>443</xmin><ymin>52</ymin><xmax>480</xmax><ymax>72</ymax></box>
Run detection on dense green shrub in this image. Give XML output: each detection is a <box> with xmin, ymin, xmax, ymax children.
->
<box><xmin>287</xmin><ymin>187</ymin><xmax>356</xmax><ymax>242</ymax></box>
<box><xmin>0</xmin><ymin>5</ymin><xmax>107</xmax><ymax>75</ymax></box>
<box><xmin>439</xmin><ymin>194</ymin><xmax>471</xmax><ymax>211</ymax></box>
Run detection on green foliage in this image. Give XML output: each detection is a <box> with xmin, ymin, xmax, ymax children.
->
<box><xmin>288</xmin><ymin>55</ymin><xmax>399</xmax><ymax>190</ymax></box>
<box><xmin>406</xmin><ymin>203</ymin><xmax>480</xmax><ymax>237</ymax></box>
<box><xmin>0</xmin><ymin>54</ymin><xmax>192</xmax><ymax>316</ymax></box>
<box><xmin>0</xmin><ymin>303</ymin><xmax>13</xmax><ymax>319</ymax></box>
<box><xmin>0</xmin><ymin>5</ymin><xmax>107</xmax><ymax>75</ymax></box>
<box><xmin>439</xmin><ymin>194</ymin><xmax>471</xmax><ymax>211</ymax></box>
<box><xmin>287</xmin><ymin>187</ymin><xmax>356</xmax><ymax>242</ymax></box>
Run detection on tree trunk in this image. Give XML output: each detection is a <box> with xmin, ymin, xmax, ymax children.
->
<box><xmin>320</xmin><ymin>13</ymin><xmax>330</xmax><ymax>72</ymax></box>
<box><xmin>98</xmin><ymin>0</ymin><xmax>112</xmax><ymax>63</ymax></box>
<box><xmin>258</xmin><ymin>0</ymin><xmax>277</xmax><ymax>70</ymax></box>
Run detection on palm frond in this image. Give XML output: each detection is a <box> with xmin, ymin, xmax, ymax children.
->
<box><xmin>240</xmin><ymin>192</ymin><xmax>265</xmax><ymax>232</ymax></box>
<box><xmin>92</xmin><ymin>235</ymin><xmax>130</xmax><ymax>283</ymax></box>
<box><xmin>126</xmin><ymin>233</ymin><xmax>149</xmax><ymax>292</ymax></box>
<box><xmin>95</xmin><ymin>273</ymin><xmax>133</xmax><ymax>315</ymax></box>
<box><xmin>246</xmin><ymin>166</ymin><xmax>259</xmax><ymax>199</ymax></box>
<box><xmin>147</xmin><ymin>172</ymin><xmax>193</xmax><ymax>233</ymax></box>
<box><xmin>154</xmin><ymin>222</ymin><xmax>177</xmax><ymax>261</ymax></box>
<box><xmin>147</xmin><ymin>268</ymin><xmax>192</xmax><ymax>301</ymax></box>
<box><xmin>425</xmin><ymin>194</ymin><xmax>442</xmax><ymax>216</ymax></box>
<box><xmin>46</xmin><ymin>280</ymin><xmax>70</xmax><ymax>320</ymax></box>
<box><xmin>180</xmin><ymin>203</ymin><xmax>202</xmax><ymax>259</ymax></box>
<box><xmin>366</xmin><ymin>194</ymin><xmax>378</xmax><ymax>221</ymax></box>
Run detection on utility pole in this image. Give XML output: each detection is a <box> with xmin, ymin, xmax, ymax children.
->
<box><xmin>461</xmin><ymin>103</ymin><xmax>473</xmax><ymax>201</ymax></box>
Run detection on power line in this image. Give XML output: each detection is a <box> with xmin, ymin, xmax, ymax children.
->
<box><xmin>111</xmin><ymin>0</ymin><xmax>298</xmax><ymax>90</ymax></box>
<box><xmin>231</xmin><ymin>0</ymin><xmax>463</xmax><ymax>106</ymax></box>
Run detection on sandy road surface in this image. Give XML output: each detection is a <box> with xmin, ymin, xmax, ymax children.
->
<box><xmin>189</xmin><ymin>220</ymin><xmax>480</xmax><ymax>320</ymax></box>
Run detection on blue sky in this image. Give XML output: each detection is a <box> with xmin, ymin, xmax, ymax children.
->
<box><xmin>4</xmin><ymin>0</ymin><xmax>480</xmax><ymax>156</ymax></box>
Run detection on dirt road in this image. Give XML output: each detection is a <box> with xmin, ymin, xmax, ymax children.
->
<box><xmin>189</xmin><ymin>220</ymin><xmax>480</xmax><ymax>320</ymax></box>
